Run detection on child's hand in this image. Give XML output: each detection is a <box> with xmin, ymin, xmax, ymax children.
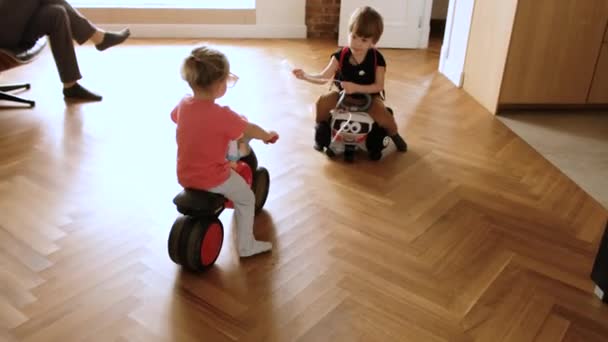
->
<box><xmin>229</xmin><ymin>160</ymin><xmax>238</xmax><ymax>169</ymax></box>
<box><xmin>341</xmin><ymin>81</ymin><xmax>359</xmax><ymax>94</ymax></box>
<box><xmin>292</xmin><ymin>69</ymin><xmax>306</xmax><ymax>80</ymax></box>
<box><xmin>264</xmin><ymin>131</ymin><xmax>279</xmax><ymax>144</ymax></box>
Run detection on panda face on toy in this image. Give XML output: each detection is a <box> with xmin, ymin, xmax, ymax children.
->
<box><xmin>330</xmin><ymin>111</ymin><xmax>375</xmax><ymax>144</ymax></box>
<box><xmin>333</xmin><ymin>119</ymin><xmax>370</xmax><ymax>134</ymax></box>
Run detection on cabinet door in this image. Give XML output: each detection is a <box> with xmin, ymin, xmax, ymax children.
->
<box><xmin>499</xmin><ymin>0</ymin><xmax>608</xmax><ymax>104</ymax></box>
<box><xmin>588</xmin><ymin>44</ymin><xmax>608</xmax><ymax>103</ymax></box>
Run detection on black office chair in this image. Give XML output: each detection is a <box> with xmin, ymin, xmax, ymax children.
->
<box><xmin>0</xmin><ymin>37</ymin><xmax>47</xmax><ymax>107</ymax></box>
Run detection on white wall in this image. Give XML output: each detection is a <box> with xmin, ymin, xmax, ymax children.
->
<box><xmin>101</xmin><ymin>0</ymin><xmax>307</xmax><ymax>38</ymax></box>
<box><xmin>253</xmin><ymin>0</ymin><xmax>306</xmax><ymax>38</ymax></box>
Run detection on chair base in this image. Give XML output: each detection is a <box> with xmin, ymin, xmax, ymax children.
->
<box><xmin>0</xmin><ymin>83</ymin><xmax>35</xmax><ymax>107</ymax></box>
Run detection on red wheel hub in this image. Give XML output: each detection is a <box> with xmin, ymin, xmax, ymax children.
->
<box><xmin>201</xmin><ymin>223</ymin><xmax>223</xmax><ymax>265</ymax></box>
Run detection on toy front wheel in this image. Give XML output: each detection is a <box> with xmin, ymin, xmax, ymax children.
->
<box><xmin>239</xmin><ymin>148</ymin><xmax>258</xmax><ymax>174</ymax></box>
<box><xmin>252</xmin><ymin>167</ymin><xmax>270</xmax><ymax>214</ymax></box>
<box><xmin>344</xmin><ymin>145</ymin><xmax>356</xmax><ymax>163</ymax></box>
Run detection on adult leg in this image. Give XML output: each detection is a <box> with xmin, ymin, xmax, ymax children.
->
<box><xmin>207</xmin><ymin>170</ymin><xmax>272</xmax><ymax>257</ymax></box>
<box><xmin>367</xmin><ymin>96</ymin><xmax>408</xmax><ymax>152</ymax></box>
<box><xmin>21</xmin><ymin>4</ymin><xmax>102</xmax><ymax>101</ymax></box>
<box><xmin>44</xmin><ymin>0</ymin><xmax>130</xmax><ymax>51</ymax></box>
<box><xmin>22</xmin><ymin>4</ymin><xmax>81</xmax><ymax>84</ymax></box>
<box><xmin>43</xmin><ymin>0</ymin><xmax>95</xmax><ymax>44</ymax></box>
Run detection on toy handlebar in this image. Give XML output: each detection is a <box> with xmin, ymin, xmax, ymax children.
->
<box><xmin>335</xmin><ymin>90</ymin><xmax>372</xmax><ymax>113</ymax></box>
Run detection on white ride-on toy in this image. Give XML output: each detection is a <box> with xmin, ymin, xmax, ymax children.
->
<box><xmin>315</xmin><ymin>91</ymin><xmax>396</xmax><ymax>162</ymax></box>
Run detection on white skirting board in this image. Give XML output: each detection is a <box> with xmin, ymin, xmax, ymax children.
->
<box><xmin>99</xmin><ymin>24</ymin><xmax>307</xmax><ymax>39</ymax></box>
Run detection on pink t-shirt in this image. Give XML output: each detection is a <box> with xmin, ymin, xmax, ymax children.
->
<box><xmin>171</xmin><ymin>96</ymin><xmax>248</xmax><ymax>190</ymax></box>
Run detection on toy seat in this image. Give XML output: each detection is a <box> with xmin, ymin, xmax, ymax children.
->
<box><xmin>173</xmin><ymin>189</ymin><xmax>226</xmax><ymax>217</ymax></box>
<box><xmin>338</xmin><ymin>93</ymin><xmax>372</xmax><ymax>112</ymax></box>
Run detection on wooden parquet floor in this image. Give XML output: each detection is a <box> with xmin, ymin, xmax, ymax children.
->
<box><xmin>1</xmin><ymin>38</ymin><xmax>607</xmax><ymax>342</ymax></box>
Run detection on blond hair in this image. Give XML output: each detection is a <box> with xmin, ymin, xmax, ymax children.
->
<box><xmin>348</xmin><ymin>6</ymin><xmax>384</xmax><ymax>43</ymax></box>
<box><xmin>181</xmin><ymin>46</ymin><xmax>230</xmax><ymax>90</ymax></box>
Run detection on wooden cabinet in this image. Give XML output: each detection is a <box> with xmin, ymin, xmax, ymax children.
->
<box><xmin>589</xmin><ymin>44</ymin><xmax>608</xmax><ymax>103</ymax></box>
<box><xmin>500</xmin><ymin>0</ymin><xmax>608</xmax><ymax>104</ymax></box>
<box><xmin>463</xmin><ymin>0</ymin><xmax>608</xmax><ymax>114</ymax></box>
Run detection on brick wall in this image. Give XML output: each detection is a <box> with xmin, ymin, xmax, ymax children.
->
<box><xmin>306</xmin><ymin>0</ymin><xmax>341</xmax><ymax>39</ymax></box>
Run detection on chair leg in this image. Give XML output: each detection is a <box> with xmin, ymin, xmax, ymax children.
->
<box><xmin>0</xmin><ymin>83</ymin><xmax>30</xmax><ymax>92</ymax></box>
<box><xmin>0</xmin><ymin>91</ymin><xmax>35</xmax><ymax>107</ymax></box>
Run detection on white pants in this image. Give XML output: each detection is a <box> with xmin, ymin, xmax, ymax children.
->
<box><xmin>208</xmin><ymin>169</ymin><xmax>256</xmax><ymax>250</ymax></box>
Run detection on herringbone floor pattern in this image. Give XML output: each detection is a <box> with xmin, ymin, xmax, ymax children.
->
<box><xmin>1</xmin><ymin>38</ymin><xmax>607</xmax><ymax>341</ymax></box>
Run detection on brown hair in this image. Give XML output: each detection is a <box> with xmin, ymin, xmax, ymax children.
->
<box><xmin>180</xmin><ymin>46</ymin><xmax>229</xmax><ymax>90</ymax></box>
<box><xmin>348</xmin><ymin>6</ymin><xmax>384</xmax><ymax>43</ymax></box>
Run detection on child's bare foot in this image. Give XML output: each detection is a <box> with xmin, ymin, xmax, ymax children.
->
<box><xmin>238</xmin><ymin>240</ymin><xmax>272</xmax><ymax>257</ymax></box>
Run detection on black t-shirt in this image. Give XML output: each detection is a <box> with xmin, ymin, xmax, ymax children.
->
<box><xmin>331</xmin><ymin>47</ymin><xmax>386</xmax><ymax>86</ymax></box>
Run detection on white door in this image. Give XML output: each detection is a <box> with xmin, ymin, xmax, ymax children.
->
<box><xmin>438</xmin><ymin>0</ymin><xmax>474</xmax><ymax>87</ymax></box>
<box><xmin>338</xmin><ymin>0</ymin><xmax>433</xmax><ymax>49</ymax></box>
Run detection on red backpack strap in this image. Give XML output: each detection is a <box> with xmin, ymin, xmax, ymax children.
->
<box><xmin>332</xmin><ymin>47</ymin><xmax>350</xmax><ymax>91</ymax></box>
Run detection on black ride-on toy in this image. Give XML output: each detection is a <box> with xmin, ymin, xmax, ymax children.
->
<box><xmin>167</xmin><ymin>149</ymin><xmax>271</xmax><ymax>272</ymax></box>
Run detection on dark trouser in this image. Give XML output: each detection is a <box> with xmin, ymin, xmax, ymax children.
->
<box><xmin>21</xmin><ymin>0</ymin><xmax>96</xmax><ymax>83</ymax></box>
<box><xmin>315</xmin><ymin>91</ymin><xmax>399</xmax><ymax>135</ymax></box>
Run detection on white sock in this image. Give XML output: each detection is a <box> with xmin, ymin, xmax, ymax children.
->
<box><xmin>238</xmin><ymin>239</ymin><xmax>272</xmax><ymax>258</ymax></box>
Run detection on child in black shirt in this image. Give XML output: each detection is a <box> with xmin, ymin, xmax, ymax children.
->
<box><xmin>292</xmin><ymin>6</ymin><xmax>407</xmax><ymax>152</ymax></box>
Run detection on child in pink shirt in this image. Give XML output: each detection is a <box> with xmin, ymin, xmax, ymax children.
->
<box><xmin>171</xmin><ymin>46</ymin><xmax>278</xmax><ymax>257</ymax></box>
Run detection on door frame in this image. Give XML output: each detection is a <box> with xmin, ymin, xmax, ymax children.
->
<box><xmin>438</xmin><ymin>0</ymin><xmax>474</xmax><ymax>87</ymax></box>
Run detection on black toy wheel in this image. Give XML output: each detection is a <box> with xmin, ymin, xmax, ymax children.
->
<box><xmin>168</xmin><ymin>215</ymin><xmax>190</xmax><ymax>265</ymax></box>
<box><xmin>252</xmin><ymin>167</ymin><xmax>270</xmax><ymax>214</ymax></box>
<box><xmin>369</xmin><ymin>150</ymin><xmax>382</xmax><ymax>161</ymax></box>
<box><xmin>184</xmin><ymin>218</ymin><xmax>224</xmax><ymax>272</ymax></box>
<box><xmin>315</xmin><ymin>121</ymin><xmax>331</xmax><ymax>150</ymax></box>
<box><xmin>344</xmin><ymin>146</ymin><xmax>355</xmax><ymax>163</ymax></box>
<box><xmin>366</xmin><ymin>123</ymin><xmax>388</xmax><ymax>159</ymax></box>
